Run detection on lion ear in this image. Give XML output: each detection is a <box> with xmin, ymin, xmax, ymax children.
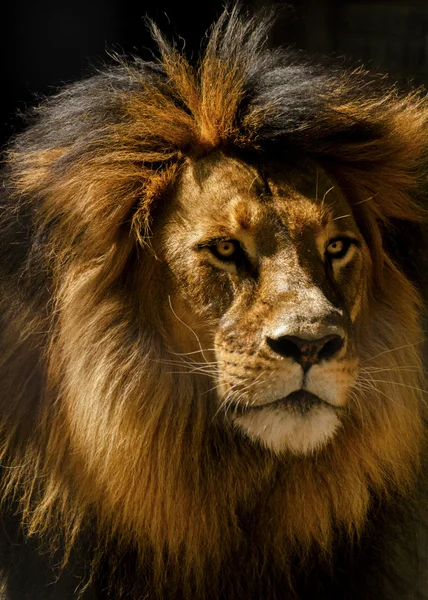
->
<box><xmin>8</xmin><ymin>143</ymin><xmax>174</xmax><ymax>261</ymax></box>
<box><xmin>319</xmin><ymin>93</ymin><xmax>428</xmax><ymax>284</ymax></box>
<box><xmin>8</xmin><ymin>147</ymin><xmax>138</xmax><ymax>259</ymax></box>
<box><xmin>330</xmin><ymin>92</ymin><xmax>428</xmax><ymax>224</ymax></box>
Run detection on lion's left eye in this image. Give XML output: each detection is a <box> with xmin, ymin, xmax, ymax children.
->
<box><xmin>326</xmin><ymin>238</ymin><xmax>352</xmax><ymax>260</ymax></box>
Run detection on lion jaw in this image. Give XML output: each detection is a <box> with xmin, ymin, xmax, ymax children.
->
<box><xmin>233</xmin><ymin>401</ymin><xmax>342</xmax><ymax>454</ymax></box>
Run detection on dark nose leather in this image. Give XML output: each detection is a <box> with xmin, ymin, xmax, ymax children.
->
<box><xmin>266</xmin><ymin>334</ymin><xmax>344</xmax><ymax>371</ymax></box>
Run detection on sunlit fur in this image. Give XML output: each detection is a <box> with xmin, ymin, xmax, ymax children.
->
<box><xmin>160</xmin><ymin>154</ymin><xmax>363</xmax><ymax>456</ymax></box>
<box><xmin>0</xmin><ymin>7</ymin><xmax>427</xmax><ymax>599</ymax></box>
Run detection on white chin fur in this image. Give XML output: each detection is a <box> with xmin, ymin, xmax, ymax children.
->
<box><xmin>233</xmin><ymin>405</ymin><xmax>341</xmax><ymax>455</ymax></box>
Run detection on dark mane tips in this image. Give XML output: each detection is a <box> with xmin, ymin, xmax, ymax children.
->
<box><xmin>5</xmin><ymin>6</ymin><xmax>428</xmax><ymax>261</ymax></box>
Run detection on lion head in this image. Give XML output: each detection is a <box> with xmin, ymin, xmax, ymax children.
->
<box><xmin>0</xmin><ymin>7</ymin><xmax>427</xmax><ymax>598</ymax></box>
<box><xmin>159</xmin><ymin>154</ymin><xmax>364</xmax><ymax>455</ymax></box>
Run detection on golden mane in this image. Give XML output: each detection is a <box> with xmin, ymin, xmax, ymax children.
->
<box><xmin>0</xmin><ymin>7</ymin><xmax>427</xmax><ymax>599</ymax></box>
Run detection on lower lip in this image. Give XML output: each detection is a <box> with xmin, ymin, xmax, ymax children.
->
<box><xmin>231</xmin><ymin>391</ymin><xmax>340</xmax><ymax>416</ymax></box>
<box><xmin>249</xmin><ymin>390</ymin><xmax>322</xmax><ymax>413</ymax></box>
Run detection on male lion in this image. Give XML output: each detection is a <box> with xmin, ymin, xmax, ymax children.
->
<box><xmin>0</xmin><ymin>8</ymin><xmax>427</xmax><ymax>600</ymax></box>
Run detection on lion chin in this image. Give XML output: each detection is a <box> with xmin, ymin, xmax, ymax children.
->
<box><xmin>234</xmin><ymin>395</ymin><xmax>342</xmax><ymax>454</ymax></box>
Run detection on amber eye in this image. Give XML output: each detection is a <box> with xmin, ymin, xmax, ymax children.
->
<box><xmin>214</xmin><ymin>240</ymin><xmax>237</xmax><ymax>260</ymax></box>
<box><xmin>195</xmin><ymin>238</ymin><xmax>245</xmax><ymax>265</ymax></box>
<box><xmin>326</xmin><ymin>238</ymin><xmax>351</xmax><ymax>260</ymax></box>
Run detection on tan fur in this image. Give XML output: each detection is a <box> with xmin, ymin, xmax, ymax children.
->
<box><xmin>1</xmin><ymin>9</ymin><xmax>427</xmax><ymax>598</ymax></box>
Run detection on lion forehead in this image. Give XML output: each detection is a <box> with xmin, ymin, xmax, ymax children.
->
<box><xmin>171</xmin><ymin>153</ymin><xmax>355</xmax><ymax>244</ymax></box>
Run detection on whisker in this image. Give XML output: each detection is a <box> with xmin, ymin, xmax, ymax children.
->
<box><xmin>201</xmin><ymin>382</ymin><xmax>225</xmax><ymax>396</ymax></box>
<box><xmin>151</xmin><ymin>357</ymin><xmax>218</xmax><ymax>367</ymax></box>
<box><xmin>354</xmin><ymin>381</ymin><xmax>405</xmax><ymax>410</ymax></box>
<box><xmin>359</xmin><ymin>378</ymin><xmax>428</xmax><ymax>396</ymax></box>
<box><xmin>212</xmin><ymin>371</ymin><xmax>269</xmax><ymax>422</ymax></box>
<box><xmin>168</xmin><ymin>348</ymin><xmax>217</xmax><ymax>357</ymax></box>
<box><xmin>360</xmin><ymin>366</ymin><xmax>421</xmax><ymax>373</ymax></box>
<box><xmin>167</xmin><ymin>295</ymin><xmax>210</xmax><ymax>364</ymax></box>
<box><xmin>331</xmin><ymin>213</ymin><xmax>351</xmax><ymax>222</ymax></box>
<box><xmin>315</xmin><ymin>167</ymin><xmax>319</xmax><ymax>203</ymax></box>
<box><xmin>355</xmin><ymin>379</ymin><xmax>423</xmax><ymax>412</ymax></box>
<box><xmin>352</xmin><ymin>193</ymin><xmax>377</xmax><ymax>206</ymax></box>
<box><xmin>150</xmin><ymin>360</ymin><xmax>221</xmax><ymax>375</ymax></box>
<box><xmin>348</xmin><ymin>390</ymin><xmax>365</xmax><ymax>427</ymax></box>
<box><xmin>321</xmin><ymin>185</ymin><xmax>335</xmax><ymax>210</ymax></box>
<box><xmin>212</xmin><ymin>381</ymin><xmax>247</xmax><ymax>423</ymax></box>
<box><xmin>364</xmin><ymin>337</ymin><xmax>427</xmax><ymax>362</ymax></box>
<box><xmin>165</xmin><ymin>370</ymin><xmax>217</xmax><ymax>377</ymax></box>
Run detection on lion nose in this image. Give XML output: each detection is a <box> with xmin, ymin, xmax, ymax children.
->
<box><xmin>266</xmin><ymin>334</ymin><xmax>344</xmax><ymax>371</ymax></box>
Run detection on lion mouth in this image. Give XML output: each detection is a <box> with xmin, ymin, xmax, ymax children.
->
<box><xmin>236</xmin><ymin>390</ymin><xmax>338</xmax><ymax>416</ymax></box>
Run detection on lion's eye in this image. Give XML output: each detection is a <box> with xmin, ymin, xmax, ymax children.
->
<box><xmin>211</xmin><ymin>240</ymin><xmax>239</xmax><ymax>261</ymax></box>
<box><xmin>216</xmin><ymin>241</ymin><xmax>236</xmax><ymax>257</ymax></box>
<box><xmin>194</xmin><ymin>237</ymin><xmax>247</xmax><ymax>266</ymax></box>
<box><xmin>326</xmin><ymin>238</ymin><xmax>351</xmax><ymax>260</ymax></box>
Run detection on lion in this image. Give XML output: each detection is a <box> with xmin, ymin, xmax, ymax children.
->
<box><xmin>0</xmin><ymin>7</ymin><xmax>427</xmax><ymax>600</ymax></box>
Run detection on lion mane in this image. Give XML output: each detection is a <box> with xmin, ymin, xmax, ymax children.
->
<box><xmin>0</xmin><ymin>8</ymin><xmax>427</xmax><ymax>600</ymax></box>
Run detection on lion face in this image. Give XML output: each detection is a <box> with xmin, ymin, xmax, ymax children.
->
<box><xmin>156</xmin><ymin>152</ymin><xmax>368</xmax><ymax>454</ymax></box>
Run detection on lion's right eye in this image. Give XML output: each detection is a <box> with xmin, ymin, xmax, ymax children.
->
<box><xmin>212</xmin><ymin>240</ymin><xmax>238</xmax><ymax>260</ymax></box>
<box><xmin>198</xmin><ymin>239</ymin><xmax>245</xmax><ymax>264</ymax></box>
<box><xmin>194</xmin><ymin>238</ymin><xmax>247</xmax><ymax>267</ymax></box>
